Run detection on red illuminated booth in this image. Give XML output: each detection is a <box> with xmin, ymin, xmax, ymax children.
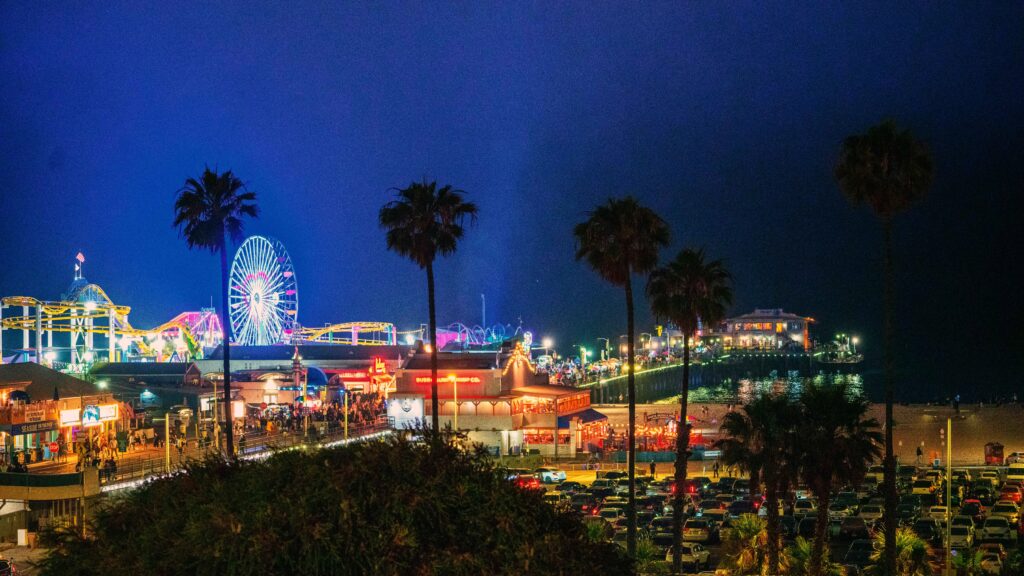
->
<box><xmin>392</xmin><ymin>343</ymin><xmax>606</xmax><ymax>457</ymax></box>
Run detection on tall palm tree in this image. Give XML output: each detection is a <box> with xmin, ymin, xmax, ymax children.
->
<box><xmin>173</xmin><ymin>167</ymin><xmax>259</xmax><ymax>458</ymax></box>
<box><xmin>836</xmin><ymin>119</ymin><xmax>933</xmax><ymax>574</ymax></box>
<box><xmin>647</xmin><ymin>247</ymin><xmax>732</xmax><ymax>572</ymax></box>
<box><xmin>574</xmin><ymin>196</ymin><xmax>669</xmax><ymax>557</ymax></box>
<box><xmin>716</xmin><ymin>393</ymin><xmax>796</xmax><ymax>575</ymax></box>
<box><xmin>379</xmin><ymin>181</ymin><xmax>477</xmax><ymax>430</ymax></box>
<box><xmin>797</xmin><ymin>382</ymin><xmax>882</xmax><ymax>576</ymax></box>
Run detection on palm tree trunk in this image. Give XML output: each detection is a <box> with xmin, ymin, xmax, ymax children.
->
<box><xmin>671</xmin><ymin>331</ymin><xmax>693</xmax><ymax>574</ymax></box>
<box><xmin>426</xmin><ymin>261</ymin><xmax>439</xmax><ymax>432</ymax></box>
<box><xmin>624</xmin><ymin>273</ymin><xmax>637</xmax><ymax>558</ymax></box>
<box><xmin>810</xmin><ymin>485</ymin><xmax>831</xmax><ymax>576</ymax></box>
<box><xmin>219</xmin><ymin>237</ymin><xmax>234</xmax><ymax>458</ymax></box>
<box><xmin>765</xmin><ymin>471</ymin><xmax>781</xmax><ymax>575</ymax></box>
<box><xmin>881</xmin><ymin>217</ymin><xmax>897</xmax><ymax>576</ymax></box>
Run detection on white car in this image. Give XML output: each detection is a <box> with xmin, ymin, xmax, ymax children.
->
<box><xmin>946</xmin><ymin>525</ymin><xmax>974</xmax><ymax>549</ymax></box>
<box><xmin>978</xmin><ymin>517</ymin><xmax>1017</xmax><ymax>543</ymax></box>
<box><xmin>859</xmin><ymin>504</ymin><xmax>884</xmax><ymax>523</ymax></box>
<box><xmin>534</xmin><ymin>467</ymin><xmax>566</xmax><ymax>484</ymax></box>
<box><xmin>793</xmin><ymin>499</ymin><xmax>817</xmax><ymax>516</ymax></box>
<box><xmin>990</xmin><ymin>501</ymin><xmax>1020</xmax><ymax>525</ymax></box>
<box><xmin>928</xmin><ymin>506</ymin><xmax>948</xmax><ymax>521</ymax></box>
<box><xmin>682</xmin><ymin>518</ymin><xmax>713</xmax><ymax>542</ymax></box>
<box><xmin>1005</xmin><ymin>451</ymin><xmax>1024</xmax><ymax>465</ymax></box>
<box><xmin>665</xmin><ymin>542</ymin><xmax>711</xmax><ymax>569</ymax></box>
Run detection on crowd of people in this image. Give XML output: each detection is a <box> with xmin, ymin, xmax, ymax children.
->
<box><xmin>239</xmin><ymin>392</ymin><xmax>387</xmax><ymax>438</ymax></box>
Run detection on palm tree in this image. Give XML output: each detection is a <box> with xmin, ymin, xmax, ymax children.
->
<box><xmin>951</xmin><ymin>549</ymin><xmax>984</xmax><ymax>576</ymax></box>
<box><xmin>786</xmin><ymin>536</ymin><xmax>844</xmax><ymax>576</ymax></box>
<box><xmin>719</xmin><ymin>513</ymin><xmax>769</xmax><ymax>575</ymax></box>
<box><xmin>835</xmin><ymin>119</ymin><xmax>933</xmax><ymax>574</ymax></box>
<box><xmin>797</xmin><ymin>382</ymin><xmax>882</xmax><ymax>576</ymax></box>
<box><xmin>173</xmin><ymin>167</ymin><xmax>259</xmax><ymax>458</ymax></box>
<box><xmin>379</xmin><ymin>181</ymin><xmax>477</xmax><ymax>430</ymax></box>
<box><xmin>716</xmin><ymin>393</ymin><xmax>796</xmax><ymax>575</ymax></box>
<box><xmin>868</xmin><ymin>527</ymin><xmax>934</xmax><ymax>576</ymax></box>
<box><xmin>647</xmin><ymin>247</ymin><xmax>732</xmax><ymax>572</ymax></box>
<box><xmin>575</xmin><ymin>196</ymin><xmax>669</xmax><ymax>557</ymax></box>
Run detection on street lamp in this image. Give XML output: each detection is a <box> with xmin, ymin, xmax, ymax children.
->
<box><xmin>448</xmin><ymin>374</ymin><xmax>458</xmax><ymax>432</ymax></box>
<box><xmin>541</xmin><ymin>337</ymin><xmax>554</xmax><ymax>357</ymax></box>
<box><xmin>96</xmin><ymin>380</ymin><xmax>108</xmax><ymax>390</ymax></box>
<box><xmin>851</xmin><ymin>336</ymin><xmax>860</xmax><ymax>354</ymax></box>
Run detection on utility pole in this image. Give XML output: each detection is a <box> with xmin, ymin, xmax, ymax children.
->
<box><xmin>480</xmin><ymin>294</ymin><xmax>486</xmax><ymax>329</ymax></box>
<box><xmin>945</xmin><ymin>417</ymin><xmax>952</xmax><ymax>576</ymax></box>
<box><xmin>165</xmin><ymin>412</ymin><xmax>170</xmax><ymax>473</ymax></box>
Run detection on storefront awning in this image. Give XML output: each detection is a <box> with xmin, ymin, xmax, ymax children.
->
<box><xmin>557</xmin><ymin>408</ymin><xmax>607</xmax><ymax>428</ymax></box>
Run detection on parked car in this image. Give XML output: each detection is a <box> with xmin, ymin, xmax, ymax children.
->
<box><xmin>911</xmin><ymin>518</ymin><xmax>942</xmax><ymax>545</ymax></box>
<box><xmin>927</xmin><ymin>506</ymin><xmax>948</xmax><ymax>521</ymax></box>
<box><xmin>978</xmin><ymin>516</ymin><xmax>1017</xmax><ymax>543</ymax></box>
<box><xmin>557</xmin><ymin>480</ymin><xmax>586</xmax><ymax>494</ymax></box>
<box><xmin>598</xmin><ymin>507</ymin><xmax>626</xmax><ymax>525</ymax></box>
<box><xmin>570</xmin><ymin>493</ymin><xmax>599</xmax><ymax>515</ymax></box>
<box><xmin>858</xmin><ymin>504</ymin><xmax>884</xmax><ymax>523</ymax></box>
<box><xmin>649</xmin><ymin>531</ymin><xmax>675</xmax><ymax>553</ymax></box>
<box><xmin>797</xmin><ymin>516</ymin><xmax>818</xmax><ymax>539</ymax></box>
<box><xmin>911</xmin><ymin>479</ymin><xmax>937</xmax><ymax>495</ymax></box>
<box><xmin>946</xmin><ymin>525</ymin><xmax>974</xmax><ymax>549</ymax></box>
<box><xmin>977</xmin><ymin>542</ymin><xmax>1007</xmax><ymax>561</ymax></box>
<box><xmin>514</xmin><ymin>474</ymin><xmax>542</xmax><ymax>491</ymax></box>
<box><xmin>682</xmin><ymin>518</ymin><xmax>713</xmax><ymax>542</ymax></box>
<box><xmin>793</xmin><ymin>499</ymin><xmax>817</xmax><ymax>516</ymax></box>
<box><xmin>989</xmin><ymin>501</ymin><xmax>1020</xmax><ymax>525</ymax></box>
<box><xmin>839</xmin><ymin>517</ymin><xmax>870</xmax><ymax>540</ymax></box>
<box><xmin>1005</xmin><ymin>452</ymin><xmax>1024</xmax><ymax>465</ymax></box>
<box><xmin>960</xmin><ymin>500</ymin><xmax>987</xmax><ymax>523</ymax></box>
<box><xmin>543</xmin><ymin>491</ymin><xmax>571</xmax><ymax>506</ymax></box>
<box><xmin>828</xmin><ymin>503</ymin><xmax>855</xmax><ymax>519</ymax></box>
<box><xmin>666</xmin><ymin>542</ymin><xmax>711</xmax><ymax>569</ymax></box>
<box><xmin>979</xmin><ymin>553</ymin><xmax>1002</xmax><ymax>575</ymax></box>
<box><xmin>998</xmin><ymin>485</ymin><xmax>1022</xmax><ymax>504</ymax></box>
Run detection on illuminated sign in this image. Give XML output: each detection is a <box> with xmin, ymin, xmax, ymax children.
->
<box><xmin>372</xmin><ymin>357</ymin><xmax>387</xmax><ymax>374</ymax></box>
<box><xmin>232</xmin><ymin>400</ymin><xmax>246</xmax><ymax>419</ymax></box>
<box><xmin>82</xmin><ymin>405</ymin><xmax>101</xmax><ymax>427</ymax></box>
<box><xmin>556</xmin><ymin>393</ymin><xmax>590</xmax><ymax>414</ymax></box>
<box><xmin>99</xmin><ymin>404</ymin><xmax>118</xmax><ymax>421</ymax></box>
<box><xmin>414</xmin><ymin>376</ymin><xmax>481</xmax><ymax>384</ymax></box>
<box><xmin>388</xmin><ymin>395</ymin><xmax>424</xmax><ymax>429</ymax></box>
<box><xmin>24</xmin><ymin>406</ymin><xmax>47</xmax><ymax>423</ymax></box>
<box><xmin>60</xmin><ymin>409</ymin><xmax>81</xmax><ymax>426</ymax></box>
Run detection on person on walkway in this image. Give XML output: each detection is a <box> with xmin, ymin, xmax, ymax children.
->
<box><xmin>649</xmin><ymin>460</ymin><xmax>656</xmax><ymax>478</ymax></box>
<box><xmin>916</xmin><ymin>445</ymin><xmax>923</xmax><ymax>466</ymax></box>
<box><xmin>712</xmin><ymin>460</ymin><xmax>720</xmax><ymax>478</ymax></box>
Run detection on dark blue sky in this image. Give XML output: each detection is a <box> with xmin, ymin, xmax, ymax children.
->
<box><xmin>2</xmin><ymin>3</ymin><xmax>1022</xmax><ymax>399</ymax></box>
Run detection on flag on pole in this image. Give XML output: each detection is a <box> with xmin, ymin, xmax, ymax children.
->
<box><xmin>76</xmin><ymin>252</ymin><xmax>85</xmax><ymax>263</ymax></box>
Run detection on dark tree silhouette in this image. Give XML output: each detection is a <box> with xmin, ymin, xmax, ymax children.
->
<box><xmin>647</xmin><ymin>247</ymin><xmax>732</xmax><ymax>573</ymax></box>
<box><xmin>173</xmin><ymin>167</ymin><xmax>258</xmax><ymax>458</ymax></box>
<box><xmin>574</xmin><ymin>196</ymin><xmax>669</xmax><ymax>557</ymax></box>
<box><xmin>836</xmin><ymin>119</ymin><xmax>932</xmax><ymax>575</ymax></box>
<box><xmin>379</xmin><ymin>181</ymin><xmax>477</xmax><ymax>430</ymax></box>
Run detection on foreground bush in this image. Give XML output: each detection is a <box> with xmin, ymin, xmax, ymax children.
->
<box><xmin>39</xmin><ymin>433</ymin><xmax>630</xmax><ymax>576</ymax></box>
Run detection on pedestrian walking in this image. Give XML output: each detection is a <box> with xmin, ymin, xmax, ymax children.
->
<box><xmin>649</xmin><ymin>460</ymin><xmax>656</xmax><ymax>478</ymax></box>
<box><xmin>712</xmin><ymin>460</ymin><xmax>720</xmax><ymax>478</ymax></box>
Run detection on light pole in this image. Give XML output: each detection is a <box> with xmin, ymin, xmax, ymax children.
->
<box><xmin>596</xmin><ymin>338</ymin><xmax>609</xmax><ymax>361</ymax></box>
<box><xmin>945</xmin><ymin>417</ymin><xmax>952</xmax><ymax>576</ymax></box>
<box><xmin>541</xmin><ymin>337</ymin><xmax>554</xmax><ymax>358</ymax></box>
<box><xmin>449</xmin><ymin>374</ymin><xmax>458</xmax><ymax>431</ymax></box>
<box><xmin>851</xmin><ymin>336</ymin><xmax>860</xmax><ymax>354</ymax></box>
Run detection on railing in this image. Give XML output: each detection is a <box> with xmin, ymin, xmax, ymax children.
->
<box><xmin>97</xmin><ymin>416</ymin><xmax>393</xmax><ymax>489</ymax></box>
<box><xmin>0</xmin><ymin>471</ymin><xmax>82</xmax><ymax>487</ymax></box>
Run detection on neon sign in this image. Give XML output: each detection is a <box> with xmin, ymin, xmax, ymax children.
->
<box><xmin>414</xmin><ymin>376</ymin><xmax>481</xmax><ymax>384</ymax></box>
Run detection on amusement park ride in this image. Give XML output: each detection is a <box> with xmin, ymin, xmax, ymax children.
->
<box><xmin>0</xmin><ymin>238</ymin><xmax>401</xmax><ymax>373</ymax></box>
<box><xmin>0</xmin><ymin>236</ymin><xmax>532</xmax><ymax>374</ymax></box>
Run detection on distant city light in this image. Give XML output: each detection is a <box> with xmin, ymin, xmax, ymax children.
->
<box><xmin>405</xmin><ymin>334</ymin><xmax>415</xmax><ymax>345</ymax></box>
<box><xmin>541</xmin><ymin>337</ymin><xmax>553</xmax><ymax>349</ymax></box>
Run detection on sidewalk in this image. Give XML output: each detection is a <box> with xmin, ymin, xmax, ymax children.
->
<box><xmin>23</xmin><ymin>445</ymin><xmax>167</xmax><ymax>475</ymax></box>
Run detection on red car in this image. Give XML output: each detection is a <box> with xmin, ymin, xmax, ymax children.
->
<box><xmin>514</xmin><ymin>474</ymin><xmax>542</xmax><ymax>491</ymax></box>
<box><xmin>998</xmin><ymin>486</ymin><xmax>1022</xmax><ymax>504</ymax></box>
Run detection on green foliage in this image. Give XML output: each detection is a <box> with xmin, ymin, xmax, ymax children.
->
<box><xmin>785</xmin><ymin>537</ymin><xmax>842</xmax><ymax>576</ymax></box>
<box><xmin>951</xmin><ymin>549</ymin><xmax>984</xmax><ymax>576</ymax></box>
<box><xmin>720</xmin><ymin>513</ymin><xmax>768</xmax><ymax>574</ymax></box>
<box><xmin>634</xmin><ymin>534</ymin><xmax>669</xmax><ymax>575</ymax></box>
<box><xmin>38</xmin><ymin>433</ymin><xmax>630</xmax><ymax>576</ymax></box>
<box><xmin>1002</xmin><ymin>548</ymin><xmax>1024</xmax><ymax>576</ymax></box>
<box><xmin>646</xmin><ymin>247</ymin><xmax>732</xmax><ymax>335</ymax></box>
<box><xmin>867</xmin><ymin>527</ymin><xmax>933</xmax><ymax>576</ymax></box>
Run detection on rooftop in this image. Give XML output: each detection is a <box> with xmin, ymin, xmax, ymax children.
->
<box><xmin>0</xmin><ymin>362</ymin><xmax>98</xmax><ymax>399</ymax></box>
<box><xmin>207</xmin><ymin>344</ymin><xmax>412</xmax><ymax>362</ymax></box>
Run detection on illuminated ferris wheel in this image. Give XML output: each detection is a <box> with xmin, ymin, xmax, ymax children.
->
<box><xmin>228</xmin><ymin>235</ymin><xmax>298</xmax><ymax>345</ymax></box>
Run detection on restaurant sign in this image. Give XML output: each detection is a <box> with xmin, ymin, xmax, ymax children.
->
<box><xmin>11</xmin><ymin>420</ymin><xmax>58</xmax><ymax>435</ymax></box>
<box><xmin>24</xmin><ymin>406</ymin><xmax>47</xmax><ymax>423</ymax></box>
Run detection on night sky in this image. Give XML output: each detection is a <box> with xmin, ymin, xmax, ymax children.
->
<box><xmin>2</xmin><ymin>3</ymin><xmax>1022</xmax><ymax>400</ymax></box>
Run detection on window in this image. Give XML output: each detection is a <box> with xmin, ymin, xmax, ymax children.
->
<box><xmin>263</xmin><ymin>394</ymin><xmax>278</xmax><ymax>404</ymax></box>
